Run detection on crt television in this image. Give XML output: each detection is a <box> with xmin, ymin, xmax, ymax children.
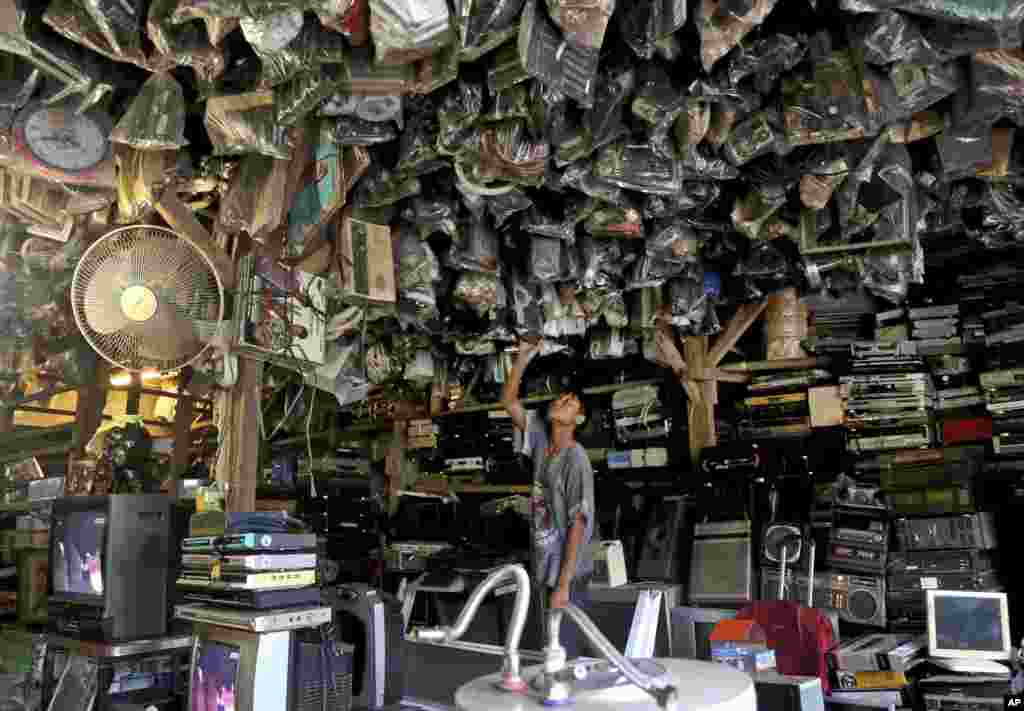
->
<box><xmin>190</xmin><ymin>623</ymin><xmax>350</xmax><ymax>711</ymax></box>
<box><xmin>48</xmin><ymin>494</ymin><xmax>172</xmax><ymax>641</ymax></box>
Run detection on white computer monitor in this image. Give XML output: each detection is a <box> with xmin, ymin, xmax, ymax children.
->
<box><xmin>926</xmin><ymin>590</ymin><xmax>1011</xmax><ymax>662</ymax></box>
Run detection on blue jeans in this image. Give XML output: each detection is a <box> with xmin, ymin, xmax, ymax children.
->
<box><xmin>540</xmin><ymin>574</ymin><xmax>592</xmax><ymax>660</ymax></box>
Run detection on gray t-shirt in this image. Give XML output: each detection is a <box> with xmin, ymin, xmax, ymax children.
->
<box><xmin>525</xmin><ymin>414</ymin><xmax>596</xmax><ymax>587</ymax></box>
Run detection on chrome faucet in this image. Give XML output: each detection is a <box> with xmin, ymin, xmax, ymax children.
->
<box><xmin>541</xmin><ymin>605</ymin><xmax>679</xmax><ymax>711</ymax></box>
<box><xmin>407</xmin><ymin>563</ymin><xmax>531</xmax><ymax>692</ymax></box>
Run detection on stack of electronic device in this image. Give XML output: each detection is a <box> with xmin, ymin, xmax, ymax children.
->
<box><xmin>825</xmin><ymin>633</ymin><xmax>926</xmax><ymax>708</ymax></box>
<box><xmin>804</xmin><ymin>291</ymin><xmax>875</xmax><ymax>353</ymax></box>
<box><xmin>861</xmin><ymin>445</ymin><xmax>986</xmax><ymax>517</ymax></box>
<box><xmin>177</xmin><ymin>512</ymin><xmax>320</xmax><ymax>609</ymax></box>
<box><xmin>440</xmin><ymin>410</ymin><xmax>520</xmax><ymax>482</ymax></box>
<box><xmin>842</xmin><ymin>343</ymin><xmax>936</xmax><ymax>454</ymax></box>
<box><xmin>981</xmin><ymin>366</ymin><xmax>1024</xmax><ymax>458</ymax></box>
<box><xmin>909</xmin><ymin>303</ymin><xmax>962</xmax><ymax>356</ymax></box>
<box><xmin>735</xmin><ymin>372</ymin><xmax>830</xmax><ymax>441</ymax></box>
<box><xmin>886</xmin><ymin>512</ymin><xmax>1001</xmax><ymax>629</ymax></box>
<box><xmin>929</xmin><ymin>355</ymin><xmax>985</xmax><ymax>415</ymax></box>
<box><xmin>875</xmin><ymin>307</ymin><xmax>909</xmax><ymax>343</ymax></box>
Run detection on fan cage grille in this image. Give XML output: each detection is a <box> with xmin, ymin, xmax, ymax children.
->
<box><xmin>71</xmin><ymin>225</ymin><xmax>224</xmax><ymax>373</ymax></box>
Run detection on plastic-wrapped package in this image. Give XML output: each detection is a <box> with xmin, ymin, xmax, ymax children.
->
<box><xmin>731</xmin><ymin>183</ymin><xmax>789</xmax><ymax>240</ymax></box>
<box><xmin>509</xmin><ymin>271</ymin><xmax>545</xmax><ymax>336</ymax></box>
<box><xmin>530</xmin><ymin>235</ymin><xmax>563</xmax><ymax>282</ymax></box>
<box><xmin>519</xmin><ymin>0</ymin><xmax>599</xmax><ymax>107</ymax></box>
<box><xmin>396</xmin><ymin>108</ymin><xmax>446</xmax><ymax>177</ymax></box>
<box><xmin>723</xmin><ymin>112</ymin><xmax>779</xmax><ymax>166</ymax></box>
<box><xmin>797</xmin><ymin>150</ymin><xmax>850</xmax><ymax>210</ymax></box>
<box><xmin>485</xmin><ymin>83</ymin><xmax>532</xmax><ymax>122</ymax></box>
<box><xmin>204</xmin><ymin>91</ymin><xmax>293</xmax><ymax>158</ymax></box>
<box><xmin>44</xmin><ymin>0</ymin><xmax>143</xmax><ymax>67</ymax></box>
<box><xmin>594</xmin><ymin>143</ymin><xmax>682</xmax><ymax>195</ymax></box>
<box><xmin>275</xmin><ymin>65</ymin><xmax>345</xmax><ymax>126</ymax></box>
<box><xmin>527</xmin><ymin>80</ymin><xmax>573</xmax><ymax>144</ymax></box>
<box><xmin>668</xmin><ymin>262</ymin><xmax>714</xmax><ymax>333</ymax></box>
<box><xmin>851</xmin><ymin>11</ymin><xmax>938</xmax><ymax>65</ymax></box>
<box><xmin>218</xmin><ymin>154</ymin><xmax>290</xmax><ymax>237</ymax></box>
<box><xmin>972</xmin><ymin>50</ymin><xmax>1024</xmax><ymax>116</ymax></box>
<box><xmin>673</xmin><ymin>99</ymin><xmax>711</xmax><ymax>150</ymax></box>
<box><xmin>148</xmin><ymin>0</ymin><xmax>226</xmax><ymax>82</ymax></box>
<box><xmin>449</xmin><ymin>216</ymin><xmax>500</xmax><ymax>273</ymax></box>
<box><xmin>585</xmin><ymin>206</ymin><xmax>644</xmax><ymax>238</ymax></box>
<box><xmin>333</xmin><ymin>116</ymin><xmax>400</xmax><ymax>145</ymax></box>
<box><xmin>839</xmin><ymin>0</ymin><xmax>1024</xmax><ymax>49</ymax></box>
<box><xmin>76</xmin><ymin>0</ymin><xmax>147</xmax><ymax>65</ymax></box>
<box><xmin>484</xmin><ymin>189</ymin><xmax>532</xmax><ymax>227</ymax></box>
<box><xmin>352</xmin><ymin>167</ymin><xmax>422</xmax><ymax>207</ymax></box>
<box><xmin>727</xmin><ymin>34</ymin><xmax>806</xmax><ymax>93</ymax></box>
<box><xmin>437</xmin><ymin>80</ymin><xmax>484</xmax><ymax>154</ymax></box>
<box><xmin>110</xmin><ymin>72</ymin><xmax>189</xmax><ymax>150</ymax></box>
<box><xmin>544</xmin><ymin>0</ymin><xmax>615</xmax><ymax>50</ymax></box>
<box><xmin>559</xmin><ymin>162</ymin><xmax>625</xmax><ymax>205</ymax></box>
<box><xmin>782</xmin><ymin>50</ymin><xmax>876</xmax><ymax>147</ymax></box>
<box><xmin>582</xmin><ymin>66</ymin><xmax>634</xmax><ymax>150</ymax></box>
<box><xmin>617</xmin><ymin>0</ymin><xmax>687</xmax><ymax>60</ymax></box>
<box><xmin>890</xmin><ymin>61</ymin><xmax>962</xmax><ymax>115</ymax></box>
<box><xmin>589</xmin><ymin>328</ymin><xmax>639</xmax><ymax>358</ymax></box>
<box><xmin>476</xmin><ymin>121</ymin><xmax>550</xmax><ymax>186</ymax></box>
<box><xmin>697</xmin><ymin>0</ymin><xmax>779</xmax><ymax>72</ymax></box>
<box><xmin>522</xmin><ymin>204</ymin><xmax>579</xmax><ymax>242</ymax></box>
<box><xmin>937</xmin><ymin>123</ymin><xmax>994</xmax><ymax>179</ymax></box>
<box><xmin>734</xmin><ymin>240</ymin><xmax>794</xmax><ymax>299</ymax></box>
<box><xmin>453</xmin><ymin>270</ymin><xmax>501</xmax><ymax>316</ymax></box>
<box><xmin>886</xmin><ymin>110</ymin><xmax>945</xmax><ymax>143</ymax></box>
<box><xmin>860</xmin><ymin>249</ymin><xmax>914</xmax><ymax>303</ymax></box>
<box><xmin>645</xmin><ymin>183</ymin><xmax>722</xmax><ymax>219</ymax></box>
<box><xmin>457</xmin><ymin>0</ymin><xmax>525</xmax><ymax>59</ymax></box>
<box><xmin>632</xmin><ymin>64</ymin><xmax>687</xmax><ymax>126</ymax></box>
<box><xmin>628</xmin><ymin>222</ymin><xmax>701</xmax><ymax>288</ymax></box>
<box><xmin>397</xmin><ymin>226</ymin><xmax>441</xmax><ymax>310</ymax></box>
<box><xmin>580</xmin><ymin>236</ymin><xmax>625</xmax><ymax>289</ymax></box>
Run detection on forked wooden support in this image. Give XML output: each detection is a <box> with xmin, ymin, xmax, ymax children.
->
<box><xmin>655</xmin><ymin>301</ymin><xmax>769</xmax><ymax>465</ymax></box>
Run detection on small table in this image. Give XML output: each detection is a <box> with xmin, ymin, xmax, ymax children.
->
<box><xmin>42</xmin><ymin>634</ymin><xmax>194</xmax><ymax>711</ymax></box>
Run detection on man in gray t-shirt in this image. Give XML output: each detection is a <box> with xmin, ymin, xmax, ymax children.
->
<box><xmin>502</xmin><ymin>341</ymin><xmax>596</xmax><ymax>658</ymax></box>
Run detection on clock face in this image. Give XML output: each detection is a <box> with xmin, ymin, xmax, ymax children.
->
<box><xmin>16</xmin><ymin>103</ymin><xmax>111</xmax><ymax>174</ymax></box>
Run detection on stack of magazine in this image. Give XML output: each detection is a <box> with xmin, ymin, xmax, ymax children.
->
<box><xmin>232</xmin><ymin>255</ymin><xmax>327</xmax><ymax>372</ymax></box>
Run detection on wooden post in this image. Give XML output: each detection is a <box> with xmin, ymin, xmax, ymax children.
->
<box><xmin>214</xmin><ymin>358</ymin><xmax>263</xmax><ymax>512</ymax></box>
<box><xmin>385</xmin><ymin>420</ymin><xmax>406</xmax><ymax>511</ymax></box>
<box><xmin>71</xmin><ymin>361</ymin><xmax>110</xmax><ymax>453</ymax></box>
<box><xmin>655</xmin><ymin>302</ymin><xmax>769</xmax><ymax>465</ymax></box>
<box><xmin>171</xmin><ymin>394</ymin><xmax>194</xmax><ymax>483</ymax></box>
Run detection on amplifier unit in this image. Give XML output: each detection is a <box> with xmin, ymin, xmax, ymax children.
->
<box><xmin>689</xmin><ymin>520</ymin><xmax>753</xmax><ymax>605</ymax></box>
<box><xmin>761</xmin><ymin>569</ymin><xmax>886</xmax><ymax>628</ymax></box>
<box><xmin>887</xmin><ymin>549</ymin><xmax>996</xmax><ymax>575</ymax></box>
<box><xmin>887</xmin><ymin>570</ymin><xmax>1002</xmax><ymax>594</ymax></box>
<box><xmin>893</xmin><ymin>513</ymin><xmax>997</xmax><ymax>551</ymax></box>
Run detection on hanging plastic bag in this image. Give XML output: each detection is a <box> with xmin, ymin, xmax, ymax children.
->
<box><xmin>839</xmin><ymin>0</ymin><xmax>1024</xmax><ymax>49</ymax></box>
<box><xmin>509</xmin><ymin>271</ymin><xmax>545</xmax><ymax>337</ymax></box>
<box><xmin>594</xmin><ymin>143</ymin><xmax>682</xmax><ymax>195</ymax></box>
<box><xmin>148</xmin><ymin>0</ymin><xmax>226</xmax><ymax>82</ymax></box>
<box><xmin>204</xmin><ymin>91</ymin><xmax>293</xmax><ymax>158</ymax></box>
<box><xmin>453</xmin><ymin>270</ymin><xmax>502</xmax><ymax>317</ymax></box>
<box><xmin>727</xmin><ymin>34</ymin><xmax>806</xmax><ymax>93</ymax></box>
<box><xmin>851</xmin><ymin>11</ymin><xmax>938</xmax><ymax>66</ymax></box>
<box><xmin>697</xmin><ymin>0</ymin><xmax>779</xmax><ymax>72</ymax></box>
<box><xmin>449</xmin><ymin>216</ymin><xmax>500</xmax><ymax>273</ymax></box>
<box><xmin>618</xmin><ymin>0</ymin><xmax>687</xmax><ymax>59</ymax></box>
<box><xmin>723</xmin><ymin>112</ymin><xmax>780</xmax><ymax>166</ymax></box>
<box><xmin>890</xmin><ymin>61</ymin><xmax>962</xmax><ymax>116</ymax></box>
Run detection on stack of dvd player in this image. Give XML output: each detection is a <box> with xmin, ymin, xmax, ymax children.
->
<box><xmin>908</xmin><ymin>303</ymin><xmax>961</xmax><ymax>356</ymax></box>
<box><xmin>875</xmin><ymin>307</ymin><xmax>908</xmax><ymax>344</ymax></box>
<box><xmin>805</xmin><ymin>292</ymin><xmax>875</xmax><ymax>353</ymax></box>
<box><xmin>177</xmin><ymin>528</ymin><xmax>320</xmax><ymax>609</ymax></box>
<box><xmin>736</xmin><ymin>371</ymin><xmax>830</xmax><ymax>441</ymax></box>
<box><xmin>842</xmin><ymin>343</ymin><xmax>935</xmax><ymax>454</ymax></box>
<box><xmin>981</xmin><ymin>366</ymin><xmax>1024</xmax><ymax>458</ymax></box>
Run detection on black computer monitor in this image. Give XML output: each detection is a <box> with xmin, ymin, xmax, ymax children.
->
<box><xmin>48</xmin><ymin>494</ymin><xmax>172</xmax><ymax>641</ymax></box>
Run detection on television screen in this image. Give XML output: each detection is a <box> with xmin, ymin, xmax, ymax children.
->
<box><xmin>51</xmin><ymin>511</ymin><xmax>106</xmax><ymax>596</ymax></box>
<box><xmin>191</xmin><ymin>642</ymin><xmax>239</xmax><ymax>711</ymax></box>
<box><xmin>934</xmin><ymin>595</ymin><xmax>1004</xmax><ymax>653</ymax></box>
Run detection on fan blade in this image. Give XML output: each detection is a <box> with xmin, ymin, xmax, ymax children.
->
<box><xmin>124</xmin><ymin>299</ymin><xmax>200</xmax><ymax>365</ymax></box>
<box><xmin>80</xmin><ymin>253</ymin><xmax>135</xmax><ymax>335</ymax></box>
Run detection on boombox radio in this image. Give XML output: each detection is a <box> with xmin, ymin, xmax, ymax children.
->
<box><xmin>761</xmin><ymin>569</ymin><xmax>886</xmax><ymax>628</ymax></box>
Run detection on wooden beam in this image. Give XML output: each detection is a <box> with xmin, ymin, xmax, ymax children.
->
<box><xmin>654</xmin><ymin>322</ymin><xmax>688</xmax><ymax>379</ymax></box>
<box><xmin>172</xmin><ymin>395</ymin><xmax>194</xmax><ymax>483</ymax></box>
<box><xmin>720</xmin><ymin>356</ymin><xmax>830</xmax><ymax>373</ymax></box>
<box><xmin>708</xmin><ymin>301</ymin><xmax>768</xmax><ymax>367</ymax></box>
<box><xmin>214</xmin><ymin>358</ymin><xmax>263</xmax><ymax>512</ymax></box>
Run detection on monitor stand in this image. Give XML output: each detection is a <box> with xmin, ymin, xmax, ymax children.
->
<box><xmin>929</xmin><ymin>658</ymin><xmax>1010</xmax><ymax>676</ymax></box>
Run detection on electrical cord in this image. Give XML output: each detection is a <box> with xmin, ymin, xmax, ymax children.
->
<box><xmin>308</xmin><ymin>387</ymin><xmax>317</xmax><ymax>499</ymax></box>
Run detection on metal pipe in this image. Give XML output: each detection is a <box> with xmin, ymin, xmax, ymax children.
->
<box><xmin>408</xmin><ymin>564</ymin><xmax>531</xmax><ymax>692</ymax></box>
<box><xmin>546</xmin><ymin>605</ymin><xmax>679</xmax><ymax>711</ymax></box>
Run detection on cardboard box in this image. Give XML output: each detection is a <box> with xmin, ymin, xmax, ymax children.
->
<box><xmin>809</xmin><ymin>385</ymin><xmax>843</xmax><ymax>428</ymax></box>
<box><xmin>338</xmin><ymin>212</ymin><xmax>396</xmax><ymax>304</ymax></box>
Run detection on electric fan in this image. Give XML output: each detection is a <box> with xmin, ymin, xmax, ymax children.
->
<box><xmin>762</xmin><ymin>524</ymin><xmax>803</xmax><ymax>565</ymax></box>
<box><xmin>71</xmin><ymin>225</ymin><xmax>225</xmax><ymax>372</ymax></box>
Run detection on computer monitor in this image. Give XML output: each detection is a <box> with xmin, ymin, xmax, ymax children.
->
<box><xmin>670</xmin><ymin>606</ymin><xmax>737</xmax><ymax>661</ymax></box>
<box><xmin>48</xmin><ymin>494</ymin><xmax>172</xmax><ymax>641</ymax></box>
<box><xmin>926</xmin><ymin>590</ymin><xmax>1011</xmax><ymax>661</ymax></box>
